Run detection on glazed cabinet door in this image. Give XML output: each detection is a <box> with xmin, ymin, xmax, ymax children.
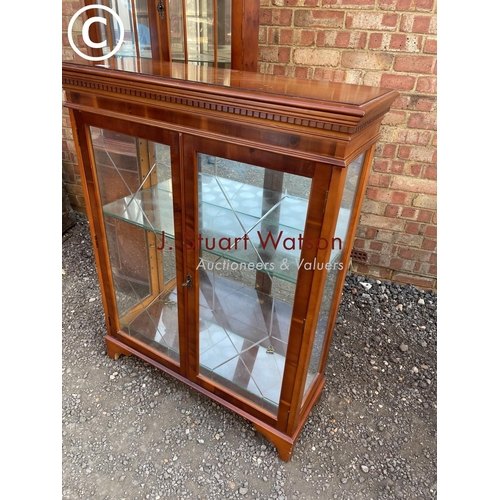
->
<box><xmin>72</xmin><ymin>112</ymin><xmax>188</xmax><ymax>374</ymax></box>
<box><xmin>72</xmin><ymin>110</ymin><xmax>355</xmax><ymax>432</ymax></box>
<box><xmin>181</xmin><ymin>135</ymin><xmax>337</xmax><ymax>425</ymax></box>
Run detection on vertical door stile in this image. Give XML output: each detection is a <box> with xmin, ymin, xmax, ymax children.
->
<box><xmin>180</xmin><ymin>134</ymin><xmax>200</xmax><ymax>381</ymax></box>
<box><xmin>168</xmin><ymin>131</ymin><xmax>188</xmax><ymax>376</ymax></box>
<box><xmin>147</xmin><ymin>0</ymin><xmax>170</xmax><ymax>62</ymax></box>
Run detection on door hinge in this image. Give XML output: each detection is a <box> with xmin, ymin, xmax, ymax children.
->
<box><xmin>94</xmin><ymin>234</ymin><xmax>99</xmax><ymax>249</ymax></box>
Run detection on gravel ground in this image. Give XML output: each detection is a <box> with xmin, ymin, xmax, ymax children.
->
<box><xmin>62</xmin><ymin>215</ymin><xmax>437</xmax><ymax>500</ymax></box>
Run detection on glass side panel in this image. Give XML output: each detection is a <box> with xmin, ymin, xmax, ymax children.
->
<box><xmin>90</xmin><ymin>127</ymin><xmax>179</xmax><ymax>362</ymax></box>
<box><xmin>196</xmin><ymin>154</ymin><xmax>312</xmax><ymax>414</ymax></box>
<box><xmin>302</xmin><ymin>153</ymin><xmax>366</xmax><ymax>400</ymax></box>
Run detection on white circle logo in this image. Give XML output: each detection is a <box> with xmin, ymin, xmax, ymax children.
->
<box><xmin>68</xmin><ymin>5</ymin><xmax>125</xmax><ymax>62</ymax></box>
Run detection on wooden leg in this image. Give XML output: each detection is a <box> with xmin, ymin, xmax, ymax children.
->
<box><xmin>105</xmin><ymin>335</ymin><xmax>132</xmax><ymax>360</ymax></box>
<box><xmin>253</xmin><ymin>422</ymin><xmax>295</xmax><ymax>462</ymax></box>
<box><xmin>253</xmin><ymin>377</ymin><xmax>326</xmax><ymax>462</ymax></box>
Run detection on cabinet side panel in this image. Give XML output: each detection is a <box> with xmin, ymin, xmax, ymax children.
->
<box><xmin>316</xmin><ymin>145</ymin><xmax>378</xmax><ymax>377</ymax></box>
<box><xmin>300</xmin><ymin>152</ymin><xmax>366</xmax><ymax>407</ymax></box>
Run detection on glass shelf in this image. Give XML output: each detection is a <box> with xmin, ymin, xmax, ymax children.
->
<box><xmin>172</xmin><ymin>46</ymin><xmax>231</xmax><ymax>65</ymax></box>
<box><xmin>103</xmin><ymin>175</ymin><xmax>348</xmax><ymax>283</ymax></box>
<box><xmin>103</xmin><ymin>180</ymin><xmax>175</xmax><ymax>237</ymax></box>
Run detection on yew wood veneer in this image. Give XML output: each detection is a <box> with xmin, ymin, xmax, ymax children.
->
<box><xmin>63</xmin><ymin>58</ymin><xmax>397</xmax><ymax>461</ymax></box>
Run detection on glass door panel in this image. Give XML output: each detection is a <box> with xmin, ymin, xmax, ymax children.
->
<box><xmin>90</xmin><ymin>127</ymin><xmax>180</xmax><ymax>362</ymax></box>
<box><xmin>89</xmin><ymin>0</ymin><xmax>152</xmax><ymax>60</ymax></box>
<box><xmin>169</xmin><ymin>0</ymin><xmax>232</xmax><ymax>67</ymax></box>
<box><xmin>196</xmin><ymin>153</ymin><xmax>312</xmax><ymax>414</ymax></box>
<box><xmin>83</xmin><ymin>0</ymin><xmax>244</xmax><ymax>68</ymax></box>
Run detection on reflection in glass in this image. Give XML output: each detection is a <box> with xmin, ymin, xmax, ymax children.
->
<box><xmin>87</xmin><ymin>0</ymin><xmax>231</xmax><ymax>67</ymax></box>
<box><xmin>302</xmin><ymin>153</ymin><xmax>366</xmax><ymax>400</ymax></box>
<box><xmin>169</xmin><ymin>0</ymin><xmax>232</xmax><ymax>67</ymax></box>
<box><xmin>196</xmin><ymin>154</ymin><xmax>312</xmax><ymax>413</ymax></box>
<box><xmin>89</xmin><ymin>0</ymin><xmax>152</xmax><ymax>60</ymax></box>
<box><xmin>90</xmin><ymin>127</ymin><xmax>179</xmax><ymax>361</ymax></box>
<box><xmin>135</xmin><ymin>0</ymin><xmax>152</xmax><ymax>58</ymax></box>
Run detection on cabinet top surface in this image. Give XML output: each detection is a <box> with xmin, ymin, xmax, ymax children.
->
<box><xmin>62</xmin><ymin>58</ymin><xmax>397</xmax><ymax>113</ymax></box>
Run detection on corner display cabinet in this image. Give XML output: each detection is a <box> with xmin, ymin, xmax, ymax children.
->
<box><xmin>63</xmin><ymin>58</ymin><xmax>397</xmax><ymax>461</ymax></box>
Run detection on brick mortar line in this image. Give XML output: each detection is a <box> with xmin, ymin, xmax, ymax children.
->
<box><xmin>258</xmin><ymin>10</ymin><xmax>436</xmax><ymax>27</ymax></box>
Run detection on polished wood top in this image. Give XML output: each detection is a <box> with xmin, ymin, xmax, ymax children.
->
<box><xmin>63</xmin><ymin>59</ymin><xmax>397</xmax><ymax>120</ymax></box>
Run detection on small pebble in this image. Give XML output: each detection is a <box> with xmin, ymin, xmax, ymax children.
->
<box><xmin>63</xmin><ymin>223</ymin><xmax>437</xmax><ymax>500</ymax></box>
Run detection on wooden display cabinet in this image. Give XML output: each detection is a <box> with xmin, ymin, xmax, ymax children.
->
<box><xmin>83</xmin><ymin>0</ymin><xmax>259</xmax><ymax>71</ymax></box>
<box><xmin>63</xmin><ymin>58</ymin><xmax>397</xmax><ymax>461</ymax></box>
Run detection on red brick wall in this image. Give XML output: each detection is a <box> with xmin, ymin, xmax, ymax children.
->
<box><xmin>63</xmin><ymin>0</ymin><xmax>88</xmax><ymax>212</ymax></box>
<box><xmin>258</xmin><ymin>0</ymin><xmax>437</xmax><ymax>289</ymax></box>
<box><xmin>62</xmin><ymin>0</ymin><xmax>437</xmax><ymax>288</ymax></box>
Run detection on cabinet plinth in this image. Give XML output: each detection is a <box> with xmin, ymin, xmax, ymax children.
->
<box><xmin>63</xmin><ymin>59</ymin><xmax>397</xmax><ymax>461</ymax></box>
